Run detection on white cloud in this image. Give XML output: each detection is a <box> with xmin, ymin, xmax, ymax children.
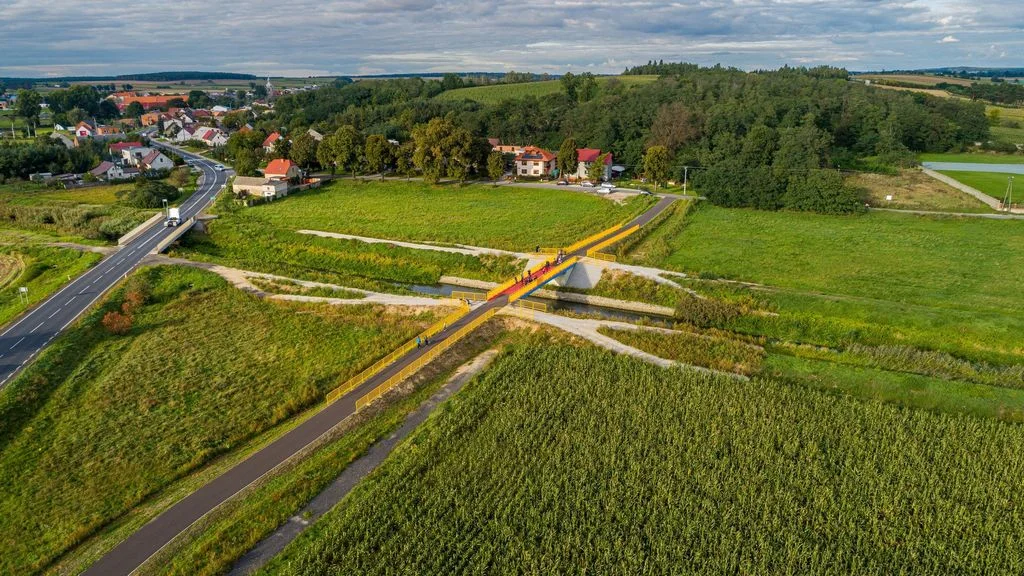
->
<box><xmin>1</xmin><ymin>0</ymin><xmax>1023</xmax><ymax>76</ymax></box>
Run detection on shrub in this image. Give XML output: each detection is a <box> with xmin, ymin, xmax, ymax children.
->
<box><xmin>674</xmin><ymin>294</ymin><xmax>743</xmax><ymax>327</ymax></box>
<box><xmin>101</xmin><ymin>310</ymin><xmax>132</xmax><ymax>334</ymax></box>
<box><xmin>117</xmin><ymin>179</ymin><xmax>180</xmax><ymax>208</ymax></box>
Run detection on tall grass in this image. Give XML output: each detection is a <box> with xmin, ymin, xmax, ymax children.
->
<box><xmin>0</xmin><ymin>244</ymin><xmax>101</xmax><ymax>327</ymax></box>
<box><xmin>0</xmin><ymin>266</ymin><xmax>440</xmax><ymax>575</ymax></box>
<box><xmin>599</xmin><ymin>326</ymin><xmax>763</xmax><ymax>375</ymax></box>
<box><xmin>263</xmin><ymin>343</ymin><xmax>1024</xmax><ymax>575</ymax></box>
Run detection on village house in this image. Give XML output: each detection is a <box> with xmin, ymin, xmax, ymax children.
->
<box><xmin>307</xmin><ymin>128</ymin><xmax>324</xmax><ymax>142</ymax></box>
<box><xmin>74</xmin><ymin>121</ymin><xmax>95</xmax><ymax>138</ymax></box>
<box><xmin>574</xmin><ymin>148</ymin><xmax>613</xmax><ymax>182</ymax></box>
<box><xmin>140</xmin><ymin>150</ymin><xmax>174</xmax><ymax>171</ymax></box>
<box><xmin>140</xmin><ymin>112</ymin><xmax>163</xmax><ymax>126</ymax></box>
<box><xmin>89</xmin><ymin>161</ymin><xmax>130</xmax><ymax>181</ymax></box>
<box><xmin>264</xmin><ymin>158</ymin><xmax>302</xmax><ymax>181</ymax></box>
<box><xmin>262</xmin><ymin>132</ymin><xmax>282</xmax><ymax>153</ymax></box>
<box><xmin>122</xmin><ymin>146</ymin><xmax>154</xmax><ymax>167</ymax></box>
<box><xmin>514</xmin><ymin>146</ymin><xmax>557</xmax><ymax>178</ymax></box>
<box><xmin>489</xmin><ymin>138</ymin><xmax>525</xmax><ymax>155</ymax></box>
<box><xmin>232</xmin><ymin>176</ymin><xmax>289</xmax><ymax>199</ymax></box>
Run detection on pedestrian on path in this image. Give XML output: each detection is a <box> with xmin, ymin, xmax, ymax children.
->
<box><xmin>416</xmin><ymin>336</ymin><xmax>422</xmax><ymax>348</ymax></box>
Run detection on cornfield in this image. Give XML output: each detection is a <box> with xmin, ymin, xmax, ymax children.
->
<box><xmin>265</xmin><ymin>343</ymin><xmax>1024</xmax><ymax>575</ymax></box>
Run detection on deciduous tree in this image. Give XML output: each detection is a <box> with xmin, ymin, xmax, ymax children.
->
<box><xmin>289</xmin><ymin>132</ymin><xmax>319</xmax><ymax>169</ymax></box>
<box><xmin>557</xmin><ymin>138</ymin><xmax>578</xmax><ymax>180</ymax></box>
<box><xmin>364</xmin><ymin>134</ymin><xmax>394</xmax><ymax>179</ymax></box>
<box><xmin>643</xmin><ymin>146</ymin><xmax>670</xmax><ymax>190</ymax></box>
<box><xmin>487</xmin><ymin>151</ymin><xmax>505</xmax><ymax>183</ymax></box>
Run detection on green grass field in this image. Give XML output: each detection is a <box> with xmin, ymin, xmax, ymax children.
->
<box><xmin>263</xmin><ymin>343</ymin><xmax>1024</xmax><ymax>575</ymax></box>
<box><xmin>175</xmin><ymin>180</ymin><xmax>648</xmax><ymax>288</ymax></box>
<box><xmin>247</xmin><ymin>179</ymin><xmax>651</xmax><ymax>251</ymax></box>
<box><xmin>619</xmin><ymin>204</ymin><xmax>1023</xmax><ymax>364</ymax></box>
<box><xmin>0</xmin><ymin>266</ymin><xmax>441</xmax><ymax>574</ymax></box>
<box><xmin>937</xmin><ymin>170</ymin><xmax>1016</xmax><ymax>201</ymax></box>
<box><xmin>435</xmin><ymin>75</ymin><xmax>658</xmax><ymax>104</ymax></box>
<box><xmin>919</xmin><ymin>152</ymin><xmax>1024</xmax><ymax>164</ymax></box>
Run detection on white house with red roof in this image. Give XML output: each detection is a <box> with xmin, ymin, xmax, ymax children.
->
<box><xmin>140</xmin><ymin>150</ymin><xmax>174</xmax><ymax>171</ymax></box>
<box><xmin>514</xmin><ymin>146</ymin><xmax>557</xmax><ymax>178</ymax></box>
<box><xmin>574</xmin><ymin>148</ymin><xmax>613</xmax><ymax>181</ymax></box>
<box><xmin>262</xmin><ymin>131</ymin><xmax>282</xmax><ymax>153</ymax></box>
<box><xmin>109</xmin><ymin>141</ymin><xmax>143</xmax><ymax>155</ymax></box>
<box><xmin>89</xmin><ymin>161</ymin><xmax>129</xmax><ymax>181</ymax></box>
<box><xmin>264</xmin><ymin>158</ymin><xmax>301</xmax><ymax>181</ymax></box>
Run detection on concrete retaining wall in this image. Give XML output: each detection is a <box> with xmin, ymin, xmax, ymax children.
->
<box><xmin>117</xmin><ymin>212</ymin><xmax>164</xmax><ymax>246</ymax></box>
<box><xmin>151</xmin><ymin>217</ymin><xmax>195</xmax><ymax>254</ymax></box>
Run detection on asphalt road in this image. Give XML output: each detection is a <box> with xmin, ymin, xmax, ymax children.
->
<box><xmin>83</xmin><ymin>195</ymin><xmax>676</xmax><ymax>576</ymax></box>
<box><xmin>0</xmin><ymin>142</ymin><xmax>229</xmax><ymax>390</ymax></box>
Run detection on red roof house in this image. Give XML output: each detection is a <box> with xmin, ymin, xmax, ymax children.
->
<box><xmin>514</xmin><ymin>146</ymin><xmax>557</xmax><ymax>178</ymax></box>
<box><xmin>262</xmin><ymin>131</ymin><xmax>282</xmax><ymax>151</ymax></box>
<box><xmin>264</xmin><ymin>158</ymin><xmax>301</xmax><ymax>180</ymax></box>
<box><xmin>109</xmin><ymin>141</ymin><xmax>143</xmax><ymax>154</ymax></box>
<box><xmin>573</xmin><ymin>148</ymin><xmax>613</xmax><ymax>181</ymax></box>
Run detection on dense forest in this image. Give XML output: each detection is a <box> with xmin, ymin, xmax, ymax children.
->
<box><xmin>241</xmin><ymin>63</ymin><xmax>987</xmax><ymax>213</ymax></box>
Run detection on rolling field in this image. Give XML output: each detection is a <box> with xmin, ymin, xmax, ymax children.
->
<box><xmin>849</xmin><ymin>169</ymin><xmax>992</xmax><ymax>212</ymax></box>
<box><xmin>857</xmin><ymin>74</ymin><xmax>973</xmax><ymax>87</ymax></box>
<box><xmin>938</xmin><ymin>170</ymin><xmax>1015</xmax><ymax>201</ymax></box>
<box><xmin>0</xmin><ymin>266</ymin><xmax>441</xmax><ymax>574</ymax></box>
<box><xmin>264</xmin><ymin>343</ymin><xmax>1024</xmax><ymax>575</ymax></box>
<box><xmin>436</xmin><ymin>75</ymin><xmax>658</xmax><ymax>104</ymax></box>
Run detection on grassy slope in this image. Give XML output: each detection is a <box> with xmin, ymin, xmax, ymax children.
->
<box><xmin>0</xmin><ymin>266</ymin><xmax>439</xmax><ymax>574</ymax></box>
<box><xmin>848</xmin><ymin>169</ymin><xmax>992</xmax><ymax>212</ymax></box>
<box><xmin>937</xmin><ymin>170</ymin><xmax>1015</xmax><ymax>201</ymax></box>
<box><xmin>0</xmin><ymin>244</ymin><xmax>101</xmax><ymax>328</ymax></box>
<box><xmin>435</xmin><ymin>75</ymin><xmax>658</xmax><ymax>104</ymax></box>
<box><xmin>264</xmin><ymin>343</ymin><xmax>1024</xmax><ymax>575</ymax></box>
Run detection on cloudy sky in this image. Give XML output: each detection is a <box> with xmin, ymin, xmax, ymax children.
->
<box><xmin>1</xmin><ymin>0</ymin><xmax>1022</xmax><ymax>77</ymax></box>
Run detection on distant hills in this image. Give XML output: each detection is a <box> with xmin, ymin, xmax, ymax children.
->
<box><xmin>858</xmin><ymin>67</ymin><xmax>1024</xmax><ymax>78</ymax></box>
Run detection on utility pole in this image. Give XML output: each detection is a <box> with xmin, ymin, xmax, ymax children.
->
<box><xmin>682</xmin><ymin>166</ymin><xmax>689</xmax><ymax>196</ymax></box>
<box><xmin>1002</xmin><ymin>176</ymin><xmax>1014</xmax><ymax>212</ymax></box>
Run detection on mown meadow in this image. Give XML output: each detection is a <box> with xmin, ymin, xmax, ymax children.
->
<box><xmin>937</xmin><ymin>170</ymin><xmax>1017</xmax><ymax>201</ymax></box>
<box><xmin>263</xmin><ymin>343</ymin><xmax>1024</xmax><ymax>575</ymax></box>
<box><xmin>434</xmin><ymin>75</ymin><xmax>658</xmax><ymax>104</ymax></box>
<box><xmin>175</xmin><ymin>179</ymin><xmax>648</xmax><ymax>289</ymax></box>
<box><xmin>0</xmin><ymin>266</ymin><xmax>441</xmax><ymax>574</ymax></box>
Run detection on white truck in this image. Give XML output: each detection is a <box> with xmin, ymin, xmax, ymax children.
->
<box><xmin>165</xmin><ymin>207</ymin><xmax>181</xmax><ymax>227</ymax></box>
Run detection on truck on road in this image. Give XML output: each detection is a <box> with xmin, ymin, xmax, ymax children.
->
<box><xmin>165</xmin><ymin>207</ymin><xmax>181</xmax><ymax>227</ymax></box>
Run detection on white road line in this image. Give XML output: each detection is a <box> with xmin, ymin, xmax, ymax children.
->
<box><xmin>48</xmin><ymin>310</ymin><xmax>60</xmax><ymax>319</ymax></box>
<box><xmin>31</xmin><ymin>322</ymin><xmax>44</xmax><ymax>333</ymax></box>
<box><xmin>64</xmin><ymin>296</ymin><xmax>75</xmax><ymax>307</ymax></box>
<box><xmin>10</xmin><ymin>337</ymin><xmax>24</xmax><ymax>350</ymax></box>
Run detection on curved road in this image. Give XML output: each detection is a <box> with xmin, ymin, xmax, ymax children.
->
<box><xmin>83</xmin><ymin>195</ymin><xmax>676</xmax><ymax>576</ymax></box>
<box><xmin>0</xmin><ymin>143</ymin><xmax>229</xmax><ymax>390</ymax></box>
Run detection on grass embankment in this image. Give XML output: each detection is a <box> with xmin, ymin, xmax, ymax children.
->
<box><xmin>141</xmin><ymin>318</ymin><xmax>513</xmax><ymax>576</ymax></box>
<box><xmin>263</xmin><ymin>343</ymin><xmax>1024</xmax><ymax>574</ymax></box>
<box><xmin>937</xmin><ymin>170</ymin><xmax>1016</xmax><ymax>202</ymax></box>
<box><xmin>175</xmin><ymin>180</ymin><xmax>648</xmax><ymax>288</ymax></box>
<box><xmin>848</xmin><ymin>169</ymin><xmax>992</xmax><ymax>212</ymax></box>
<box><xmin>435</xmin><ymin>75</ymin><xmax>657</xmax><ymax>104</ymax></box>
<box><xmin>0</xmin><ymin>181</ymin><xmax>156</xmax><ymax>243</ymax></box>
<box><xmin>0</xmin><ymin>244</ymin><xmax>101</xmax><ymax>328</ymax></box>
<box><xmin>0</xmin><ymin>265</ymin><xmax>440</xmax><ymax>574</ymax></box>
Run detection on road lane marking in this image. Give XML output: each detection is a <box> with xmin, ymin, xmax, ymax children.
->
<box><xmin>31</xmin><ymin>322</ymin><xmax>44</xmax><ymax>333</ymax></box>
<box><xmin>65</xmin><ymin>296</ymin><xmax>75</xmax><ymax>307</ymax></box>
<box><xmin>10</xmin><ymin>337</ymin><xmax>24</xmax><ymax>350</ymax></box>
<box><xmin>49</xmin><ymin>310</ymin><xmax>60</xmax><ymax>319</ymax></box>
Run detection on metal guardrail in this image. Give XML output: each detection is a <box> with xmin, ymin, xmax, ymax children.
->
<box><xmin>508</xmin><ymin>257</ymin><xmax>579</xmax><ymax>303</ymax></box>
<box><xmin>585</xmin><ymin>225</ymin><xmax>639</xmax><ymax>258</ymax></box>
<box><xmin>515</xmin><ymin>299</ymin><xmax>549</xmax><ymax>312</ymax></box>
<box><xmin>451</xmin><ymin>290</ymin><xmax>486</xmax><ymax>302</ymax></box>
<box><xmin>325</xmin><ymin>303</ymin><xmax>470</xmax><ymax>404</ymax></box>
<box><xmin>562</xmin><ymin>223</ymin><xmax>623</xmax><ymax>255</ymax></box>
<box><xmin>355</xmin><ymin>308</ymin><xmax>498</xmax><ymax>411</ymax></box>
<box><xmin>588</xmin><ymin>251</ymin><xmax>617</xmax><ymax>262</ymax></box>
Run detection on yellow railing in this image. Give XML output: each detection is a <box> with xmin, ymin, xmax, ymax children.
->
<box><xmin>325</xmin><ymin>302</ymin><xmax>470</xmax><ymax>404</ymax></box>
<box><xmin>508</xmin><ymin>256</ymin><xmax>579</xmax><ymax>303</ymax></box>
<box><xmin>486</xmin><ymin>257</ymin><xmax>556</xmax><ymax>300</ymax></box>
<box><xmin>537</xmin><ymin>247</ymin><xmax>560</xmax><ymax>255</ymax></box>
<box><xmin>587</xmin><ymin>251</ymin><xmax>617</xmax><ymax>262</ymax></box>
<box><xmin>451</xmin><ymin>290</ymin><xmax>486</xmax><ymax>302</ymax></box>
<box><xmin>562</xmin><ymin>223</ymin><xmax>622</xmax><ymax>255</ymax></box>
<box><xmin>585</xmin><ymin>225</ymin><xmax>639</xmax><ymax>258</ymax></box>
<box><xmin>355</xmin><ymin>308</ymin><xmax>498</xmax><ymax>411</ymax></box>
<box><xmin>515</xmin><ymin>299</ymin><xmax>549</xmax><ymax>312</ymax></box>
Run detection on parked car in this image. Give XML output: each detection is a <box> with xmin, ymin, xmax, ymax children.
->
<box><xmin>556</xmin><ymin>180</ymin><xmax>569</xmax><ymax>186</ymax></box>
<box><xmin>599</xmin><ymin>182</ymin><xmax>616</xmax><ymax>191</ymax></box>
<box><xmin>214</xmin><ymin>164</ymin><xmax>225</xmax><ymax>171</ymax></box>
<box><xmin>580</xmin><ymin>180</ymin><xmax>594</xmax><ymax>187</ymax></box>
